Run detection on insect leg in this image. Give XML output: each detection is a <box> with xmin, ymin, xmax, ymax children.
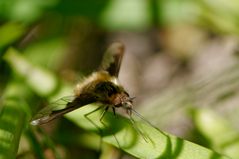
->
<box><xmin>130</xmin><ymin>109</ymin><xmax>162</xmax><ymax>146</ymax></box>
<box><xmin>99</xmin><ymin>106</ymin><xmax>121</xmax><ymax>149</ymax></box>
<box><xmin>131</xmin><ymin>109</ymin><xmax>156</xmax><ymax>128</ymax></box>
<box><xmin>84</xmin><ymin>106</ymin><xmax>104</xmax><ymax>151</ymax></box>
<box><xmin>128</xmin><ymin>113</ymin><xmax>149</xmax><ymax>143</ymax></box>
<box><xmin>112</xmin><ymin>107</ymin><xmax>116</xmax><ymax>116</ymax></box>
<box><xmin>84</xmin><ymin>106</ymin><xmax>103</xmax><ymax>133</ymax></box>
<box><xmin>100</xmin><ymin>106</ymin><xmax>109</xmax><ymax>122</ymax></box>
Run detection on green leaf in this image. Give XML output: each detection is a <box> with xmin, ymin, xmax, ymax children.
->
<box><xmin>192</xmin><ymin>108</ymin><xmax>239</xmax><ymax>159</ymax></box>
<box><xmin>3</xmin><ymin>48</ymin><xmax>59</xmax><ymax>97</ymax></box>
<box><xmin>0</xmin><ymin>81</ymin><xmax>32</xmax><ymax>159</ymax></box>
<box><xmin>65</xmin><ymin>105</ymin><xmax>230</xmax><ymax>159</ymax></box>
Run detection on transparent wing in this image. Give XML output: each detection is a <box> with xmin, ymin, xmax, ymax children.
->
<box><xmin>100</xmin><ymin>42</ymin><xmax>125</xmax><ymax>77</ymax></box>
<box><xmin>31</xmin><ymin>94</ymin><xmax>97</xmax><ymax>125</ymax></box>
<box><xmin>31</xmin><ymin>96</ymin><xmax>75</xmax><ymax>125</ymax></box>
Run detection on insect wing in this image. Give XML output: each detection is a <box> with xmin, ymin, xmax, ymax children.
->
<box><xmin>31</xmin><ymin>96</ymin><xmax>75</xmax><ymax>125</ymax></box>
<box><xmin>100</xmin><ymin>42</ymin><xmax>125</xmax><ymax>77</ymax></box>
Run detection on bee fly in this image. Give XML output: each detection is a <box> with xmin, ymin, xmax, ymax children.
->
<box><xmin>31</xmin><ymin>42</ymin><xmax>150</xmax><ymax>142</ymax></box>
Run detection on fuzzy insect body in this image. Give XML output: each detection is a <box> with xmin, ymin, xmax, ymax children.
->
<box><xmin>31</xmin><ymin>42</ymin><xmax>133</xmax><ymax>125</ymax></box>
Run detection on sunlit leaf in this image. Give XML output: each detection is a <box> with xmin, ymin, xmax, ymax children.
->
<box><xmin>193</xmin><ymin>108</ymin><xmax>239</xmax><ymax>159</ymax></box>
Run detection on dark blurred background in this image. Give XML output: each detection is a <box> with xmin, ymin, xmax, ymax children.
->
<box><xmin>1</xmin><ymin>0</ymin><xmax>239</xmax><ymax>159</ymax></box>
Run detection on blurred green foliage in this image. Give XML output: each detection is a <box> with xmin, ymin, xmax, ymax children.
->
<box><xmin>1</xmin><ymin>49</ymin><xmax>231</xmax><ymax>158</ymax></box>
<box><xmin>1</xmin><ymin>0</ymin><xmax>239</xmax><ymax>159</ymax></box>
<box><xmin>192</xmin><ymin>108</ymin><xmax>239</xmax><ymax>159</ymax></box>
<box><xmin>0</xmin><ymin>0</ymin><xmax>239</xmax><ymax>32</ymax></box>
